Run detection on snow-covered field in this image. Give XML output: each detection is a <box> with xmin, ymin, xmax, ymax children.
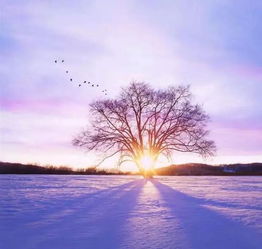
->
<box><xmin>0</xmin><ymin>175</ymin><xmax>261</xmax><ymax>249</ymax></box>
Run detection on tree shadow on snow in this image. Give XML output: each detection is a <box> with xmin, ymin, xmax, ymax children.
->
<box><xmin>1</xmin><ymin>179</ymin><xmax>146</xmax><ymax>249</ymax></box>
<box><xmin>29</xmin><ymin>179</ymin><xmax>146</xmax><ymax>249</ymax></box>
<box><xmin>152</xmin><ymin>180</ymin><xmax>261</xmax><ymax>249</ymax></box>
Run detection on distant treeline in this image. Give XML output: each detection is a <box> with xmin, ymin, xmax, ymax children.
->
<box><xmin>0</xmin><ymin>161</ymin><xmax>262</xmax><ymax>175</ymax></box>
<box><xmin>0</xmin><ymin>162</ymin><xmax>127</xmax><ymax>175</ymax></box>
<box><xmin>156</xmin><ymin>163</ymin><xmax>262</xmax><ymax>176</ymax></box>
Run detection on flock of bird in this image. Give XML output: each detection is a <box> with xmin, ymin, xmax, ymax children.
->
<box><xmin>54</xmin><ymin>59</ymin><xmax>108</xmax><ymax>96</ymax></box>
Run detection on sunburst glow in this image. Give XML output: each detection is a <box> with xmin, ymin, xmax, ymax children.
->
<box><xmin>139</xmin><ymin>155</ymin><xmax>155</xmax><ymax>171</ymax></box>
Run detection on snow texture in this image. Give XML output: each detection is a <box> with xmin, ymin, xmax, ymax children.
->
<box><xmin>0</xmin><ymin>175</ymin><xmax>261</xmax><ymax>249</ymax></box>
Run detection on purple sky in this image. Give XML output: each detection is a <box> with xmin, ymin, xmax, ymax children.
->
<box><xmin>1</xmin><ymin>0</ymin><xmax>262</xmax><ymax>169</ymax></box>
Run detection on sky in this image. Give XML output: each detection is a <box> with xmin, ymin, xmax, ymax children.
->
<box><xmin>1</xmin><ymin>0</ymin><xmax>262</xmax><ymax>170</ymax></box>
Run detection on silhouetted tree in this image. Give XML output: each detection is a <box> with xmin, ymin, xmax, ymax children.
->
<box><xmin>73</xmin><ymin>82</ymin><xmax>215</xmax><ymax>177</ymax></box>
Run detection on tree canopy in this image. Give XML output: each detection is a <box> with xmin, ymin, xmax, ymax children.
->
<box><xmin>73</xmin><ymin>82</ymin><xmax>215</xmax><ymax>175</ymax></box>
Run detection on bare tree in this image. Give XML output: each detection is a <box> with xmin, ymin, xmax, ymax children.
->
<box><xmin>73</xmin><ymin>82</ymin><xmax>215</xmax><ymax>177</ymax></box>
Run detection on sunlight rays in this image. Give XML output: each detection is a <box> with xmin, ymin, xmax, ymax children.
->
<box><xmin>139</xmin><ymin>155</ymin><xmax>155</xmax><ymax>171</ymax></box>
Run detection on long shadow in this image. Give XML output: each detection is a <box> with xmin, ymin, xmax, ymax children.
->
<box><xmin>0</xmin><ymin>180</ymin><xmax>141</xmax><ymax>227</ymax></box>
<box><xmin>2</xmin><ymin>179</ymin><xmax>145</xmax><ymax>249</ymax></box>
<box><xmin>152</xmin><ymin>180</ymin><xmax>261</xmax><ymax>249</ymax></box>
<box><xmin>29</xmin><ymin>180</ymin><xmax>143</xmax><ymax>225</ymax></box>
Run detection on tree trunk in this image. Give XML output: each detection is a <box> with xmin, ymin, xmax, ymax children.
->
<box><xmin>135</xmin><ymin>161</ymin><xmax>155</xmax><ymax>178</ymax></box>
<box><xmin>141</xmin><ymin>169</ymin><xmax>154</xmax><ymax>179</ymax></box>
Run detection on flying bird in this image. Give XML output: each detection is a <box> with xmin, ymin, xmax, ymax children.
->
<box><xmin>52</xmin><ymin>59</ymin><xmax>108</xmax><ymax>94</ymax></box>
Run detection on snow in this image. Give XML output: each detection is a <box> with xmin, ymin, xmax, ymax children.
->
<box><xmin>0</xmin><ymin>175</ymin><xmax>261</xmax><ymax>249</ymax></box>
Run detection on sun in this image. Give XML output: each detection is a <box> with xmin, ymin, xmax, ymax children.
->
<box><xmin>139</xmin><ymin>155</ymin><xmax>154</xmax><ymax>171</ymax></box>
